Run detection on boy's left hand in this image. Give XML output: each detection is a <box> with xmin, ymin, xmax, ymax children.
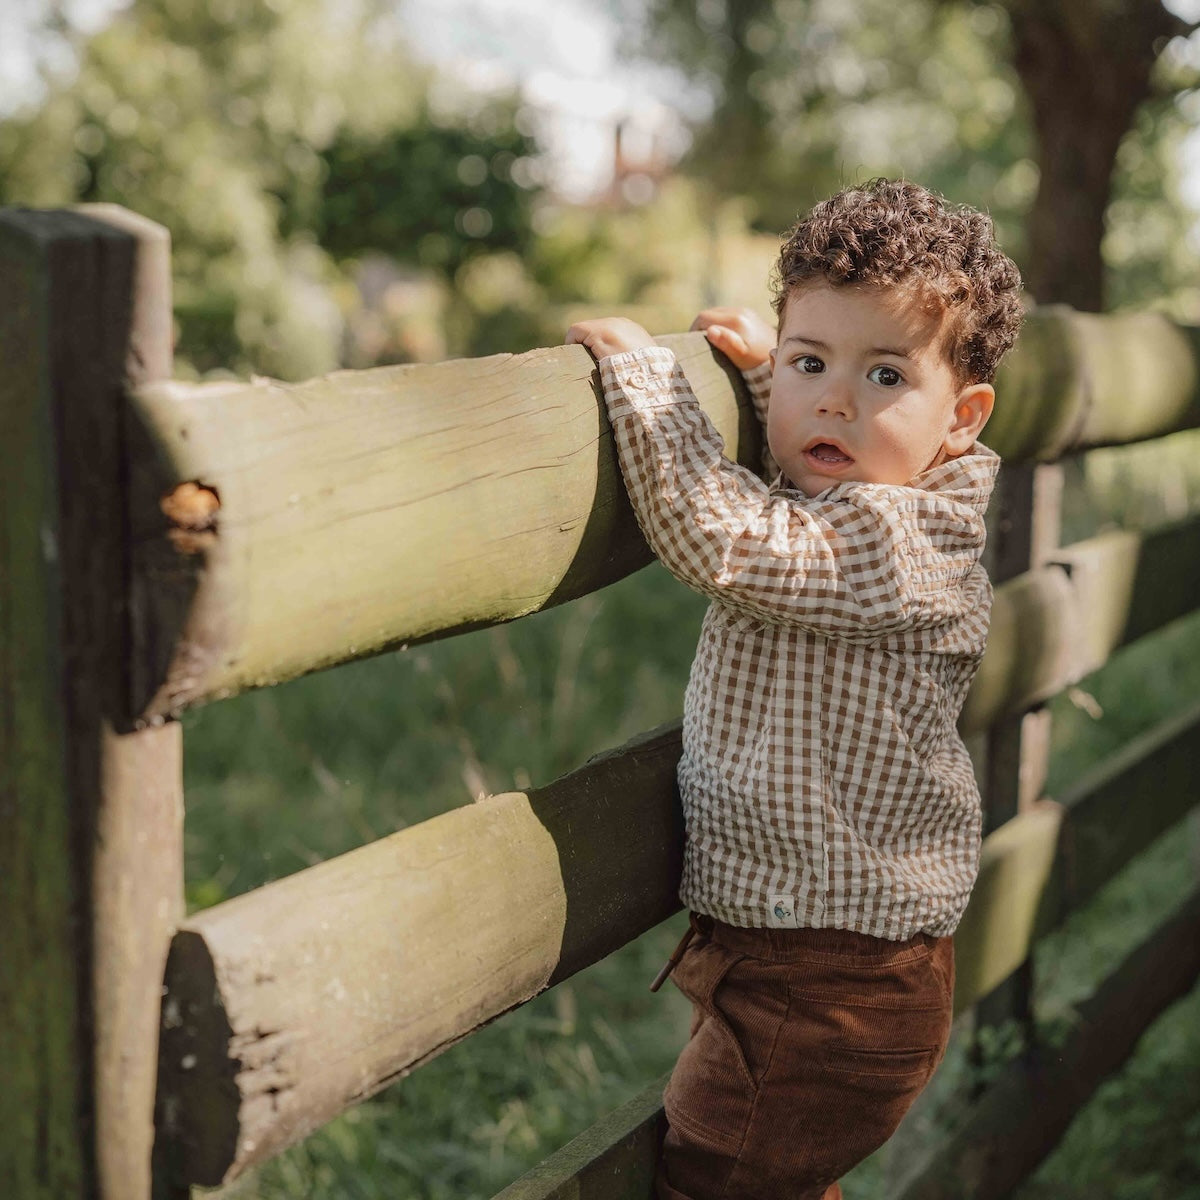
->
<box><xmin>565</xmin><ymin>318</ymin><xmax>656</xmax><ymax>362</ymax></box>
<box><xmin>691</xmin><ymin>307</ymin><xmax>776</xmax><ymax>371</ymax></box>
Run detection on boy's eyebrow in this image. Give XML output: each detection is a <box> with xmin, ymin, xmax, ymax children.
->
<box><xmin>780</xmin><ymin>334</ymin><xmax>915</xmax><ymax>359</ymax></box>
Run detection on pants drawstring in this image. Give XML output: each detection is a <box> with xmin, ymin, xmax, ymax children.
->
<box><xmin>650</xmin><ymin>925</ymin><xmax>696</xmax><ymax>993</ymax></box>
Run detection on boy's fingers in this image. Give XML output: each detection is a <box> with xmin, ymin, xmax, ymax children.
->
<box><xmin>691</xmin><ymin>308</ymin><xmax>738</xmax><ymax>332</ymax></box>
<box><xmin>565</xmin><ymin>318</ymin><xmax>654</xmax><ymax>361</ymax></box>
<box><xmin>704</xmin><ymin>326</ymin><xmax>748</xmax><ymax>354</ymax></box>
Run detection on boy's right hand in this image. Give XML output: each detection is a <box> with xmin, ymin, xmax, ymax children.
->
<box><xmin>691</xmin><ymin>307</ymin><xmax>776</xmax><ymax>371</ymax></box>
<box><xmin>565</xmin><ymin>317</ymin><xmax>656</xmax><ymax>362</ymax></box>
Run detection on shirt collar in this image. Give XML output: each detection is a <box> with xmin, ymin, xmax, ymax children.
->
<box><xmin>770</xmin><ymin>443</ymin><xmax>1000</xmax><ymax>508</ymax></box>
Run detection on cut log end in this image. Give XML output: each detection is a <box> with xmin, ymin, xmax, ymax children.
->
<box><xmin>155</xmin><ymin>929</ymin><xmax>241</xmax><ymax>1188</ymax></box>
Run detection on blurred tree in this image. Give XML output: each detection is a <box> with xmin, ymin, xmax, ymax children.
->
<box><xmin>0</xmin><ymin>0</ymin><xmax>409</xmax><ymax>377</ymax></box>
<box><xmin>624</xmin><ymin>0</ymin><xmax>1034</xmax><ymax>258</ymax></box>
<box><xmin>1105</xmin><ymin>80</ymin><xmax>1200</xmax><ymax>315</ymax></box>
<box><xmin>999</xmin><ymin>0</ymin><xmax>1197</xmax><ymax>310</ymax></box>
<box><xmin>299</xmin><ymin>107</ymin><xmax>541</xmax><ymax>278</ymax></box>
<box><xmin>626</xmin><ymin>0</ymin><xmax>1200</xmax><ymax>311</ymax></box>
<box><xmin>0</xmin><ymin>0</ymin><xmax>542</xmax><ymax>375</ymax></box>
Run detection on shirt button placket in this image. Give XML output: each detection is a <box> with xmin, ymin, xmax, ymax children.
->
<box><xmin>811</xmin><ymin>638</ymin><xmax>829</xmax><ymax>920</ymax></box>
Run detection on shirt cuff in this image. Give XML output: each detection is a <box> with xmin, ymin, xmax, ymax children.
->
<box><xmin>598</xmin><ymin>345</ymin><xmax>681</xmax><ymax>419</ymax></box>
<box><xmin>742</xmin><ymin>361</ymin><xmax>773</xmax><ymax>392</ymax></box>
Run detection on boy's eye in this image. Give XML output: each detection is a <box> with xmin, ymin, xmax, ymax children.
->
<box><xmin>797</xmin><ymin>355</ymin><xmax>824</xmax><ymax>374</ymax></box>
<box><xmin>868</xmin><ymin>364</ymin><xmax>903</xmax><ymax>387</ymax></box>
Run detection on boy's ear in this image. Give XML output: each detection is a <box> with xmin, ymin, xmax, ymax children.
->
<box><xmin>944</xmin><ymin>382</ymin><xmax>994</xmax><ymax>455</ymax></box>
<box><xmin>769</xmin><ymin>346</ymin><xmax>777</xmax><ymax>371</ymax></box>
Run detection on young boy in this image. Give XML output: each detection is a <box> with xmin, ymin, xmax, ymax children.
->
<box><xmin>565</xmin><ymin>179</ymin><xmax>1023</xmax><ymax>1200</ymax></box>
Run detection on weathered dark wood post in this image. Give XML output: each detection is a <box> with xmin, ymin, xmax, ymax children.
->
<box><xmin>0</xmin><ymin>206</ymin><xmax>183</xmax><ymax>1200</ymax></box>
<box><xmin>973</xmin><ymin>459</ymin><xmax>1064</xmax><ymax>1051</ymax></box>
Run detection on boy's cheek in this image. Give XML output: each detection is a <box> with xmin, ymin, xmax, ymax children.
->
<box><xmin>765</xmin><ymin>431</ymin><xmax>801</xmax><ymax>488</ymax></box>
<box><xmin>766</xmin><ymin>406</ymin><xmax>793</xmax><ymax>459</ymax></box>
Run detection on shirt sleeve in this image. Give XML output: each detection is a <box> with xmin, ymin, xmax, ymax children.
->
<box><xmin>599</xmin><ymin>345</ymin><xmax>988</xmax><ymax>638</ymax></box>
<box><xmin>740</xmin><ymin>360</ymin><xmax>780</xmax><ymax>479</ymax></box>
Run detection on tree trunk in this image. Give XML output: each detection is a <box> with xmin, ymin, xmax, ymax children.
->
<box><xmin>1005</xmin><ymin>0</ymin><xmax>1189</xmax><ymax>311</ymax></box>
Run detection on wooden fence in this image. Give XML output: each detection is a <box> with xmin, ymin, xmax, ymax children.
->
<box><xmin>2</xmin><ymin>206</ymin><xmax>1199</xmax><ymax>1200</ymax></box>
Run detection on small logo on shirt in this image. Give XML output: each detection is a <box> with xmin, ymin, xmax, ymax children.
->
<box><xmin>769</xmin><ymin>895</ymin><xmax>797</xmax><ymax>926</ymax></box>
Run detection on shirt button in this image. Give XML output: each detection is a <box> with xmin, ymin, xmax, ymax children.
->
<box><xmin>626</xmin><ymin>369</ymin><xmax>647</xmax><ymax>390</ymax></box>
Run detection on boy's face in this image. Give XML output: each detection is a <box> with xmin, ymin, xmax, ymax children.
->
<box><xmin>767</xmin><ymin>283</ymin><xmax>994</xmax><ymax>497</ymax></box>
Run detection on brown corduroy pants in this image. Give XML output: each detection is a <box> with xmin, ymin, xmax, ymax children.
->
<box><xmin>655</xmin><ymin>914</ymin><xmax>955</xmax><ymax>1200</ymax></box>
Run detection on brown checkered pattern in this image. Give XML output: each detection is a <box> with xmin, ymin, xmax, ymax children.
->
<box><xmin>599</xmin><ymin>347</ymin><xmax>1000</xmax><ymax>939</ymax></box>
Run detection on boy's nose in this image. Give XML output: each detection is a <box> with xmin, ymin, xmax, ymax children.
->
<box><xmin>816</xmin><ymin>381</ymin><xmax>855</xmax><ymax>418</ymax></box>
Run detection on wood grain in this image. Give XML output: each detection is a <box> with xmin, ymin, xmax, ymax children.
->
<box><xmin>127</xmin><ymin>333</ymin><xmax>759</xmax><ymax>719</ymax></box>
<box><xmin>126</xmin><ymin>310</ymin><xmax>1200</xmax><ymax>719</ymax></box>
<box><xmin>987</xmin><ymin>307</ymin><xmax>1200</xmax><ymax>460</ymax></box>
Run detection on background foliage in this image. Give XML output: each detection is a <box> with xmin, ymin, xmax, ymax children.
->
<box><xmin>5</xmin><ymin>0</ymin><xmax>1198</xmax><ymax>380</ymax></box>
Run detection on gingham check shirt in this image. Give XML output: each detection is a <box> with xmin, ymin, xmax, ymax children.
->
<box><xmin>600</xmin><ymin>346</ymin><xmax>999</xmax><ymax>939</ymax></box>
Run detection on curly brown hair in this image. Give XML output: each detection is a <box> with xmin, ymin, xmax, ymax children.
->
<box><xmin>772</xmin><ymin>179</ymin><xmax>1024</xmax><ymax>384</ymax></box>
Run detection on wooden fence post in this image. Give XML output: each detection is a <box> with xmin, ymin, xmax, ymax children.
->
<box><xmin>973</xmin><ymin>460</ymin><xmax>1064</xmax><ymax>1048</ymax></box>
<box><xmin>0</xmin><ymin>207</ymin><xmax>183</xmax><ymax>1200</ymax></box>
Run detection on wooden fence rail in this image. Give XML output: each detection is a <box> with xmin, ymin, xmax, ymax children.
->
<box><xmin>3</xmin><ymin>204</ymin><xmax>1199</xmax><ymax>1200</ymax></box>
<box><xmin>126</xmin><ymin>310</ymin><xmax>1200</xmax><ymax>723</ymax></box>
<box><xmin>126</xmin><ymin>336</ymin><xmax>758</xmax><ymax>721</ymax></box>
<box><xmin>960</xmin><ymin>515</ymin><xmax>1200</xmax><ymax>734</ymax></box>
<box><xmin>153</xmin><ymin>690</ymin><xmax>1200</xmax><ymax>1189</ymax></box>
<box><xmin>155</xmin><ymin>726</ymin><xmax>685</xmax><ymax>1186</ymax></box>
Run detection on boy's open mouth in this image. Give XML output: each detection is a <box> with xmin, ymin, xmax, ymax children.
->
<box><xmin>805</xmin><ymin>441</ymin><xmax>853</xmax><ymax>466</ymax></box>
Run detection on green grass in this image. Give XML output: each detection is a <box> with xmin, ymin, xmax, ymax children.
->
<box><xmin>187</xmin><ymin>432</ymin><xmax>1200</xmax><ymax>1200</ymax></box>
<box><xmin>182</xmin><ymin>562</ymin><xmax>707</xmax><ymax>910</ymax></box>
<box><xmin>1013</xmin><ymin>827</ymin><xmax>1200</xmax><ymax>1200</ymax></box>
